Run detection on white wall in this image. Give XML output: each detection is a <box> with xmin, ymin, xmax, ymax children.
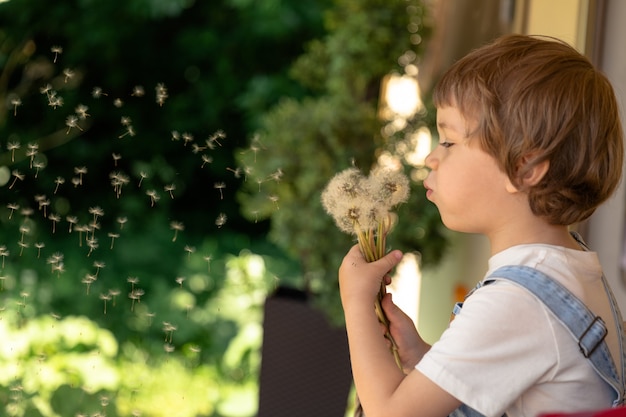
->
<box><xmin>586</xmin><ymin>0</ymin><xmax>626</xmax><ymax>316</ymax></box>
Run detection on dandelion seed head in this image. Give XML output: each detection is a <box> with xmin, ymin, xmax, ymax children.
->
<box><xmin>369</xmin><ymin>167</ymin><xmax>410</xmax><ymax>207</ymax></box>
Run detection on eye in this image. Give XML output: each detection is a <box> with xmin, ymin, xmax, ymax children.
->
<box><xmin>440</xmin><ymin>141</ymin><xmax>454</xmax><ymax>148</ymax></box>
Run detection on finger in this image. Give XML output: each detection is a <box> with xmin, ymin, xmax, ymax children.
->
<box><xmin>373</xmin><ymin>250</ymin><xmax>403</xmax><ymax>275</ymax></box>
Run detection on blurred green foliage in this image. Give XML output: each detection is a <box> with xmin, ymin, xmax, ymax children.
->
<box><xmin>0</xmin><ymin>0</ymin><xmax>448</xmax><ymax>415</ymax></box>
<box><xmin>0</xmin><ymin>0</ymin><xmax>330</xmax><ymax>415</ymax></box>
<box><xmin>237</xmin><ymin>0</ymin><xmax>447</xmax><ymax>320</ymax></box>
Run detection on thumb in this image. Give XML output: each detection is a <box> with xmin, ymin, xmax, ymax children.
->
<box><xmin>373</xmin><ymin>249</ymin><xmax>403</xmax><ymax>274</ymax></box>
<box><xmin>382</xmin><ymin>292</ymin><xmax>409</xmax><ymax>322</ymax></box>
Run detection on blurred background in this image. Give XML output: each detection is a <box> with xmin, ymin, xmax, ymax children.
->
<box><xmin>0</xmin><ymin>0</ymin><xmax>625</xmax><ymax>416</ymax></box>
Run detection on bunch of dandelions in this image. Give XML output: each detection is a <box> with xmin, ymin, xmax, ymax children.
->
<box><xmin>321</xmin><ymin>167</ymin><xmax>410</xmax><ymax>369</ymax></box>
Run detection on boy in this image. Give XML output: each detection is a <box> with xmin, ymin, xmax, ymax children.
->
<box><xmin>339</xmin><ymin>34</ymin><xmax>625</xmax><ymax>417</ymax></box>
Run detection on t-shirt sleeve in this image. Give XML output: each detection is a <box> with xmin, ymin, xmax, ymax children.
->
<box><xmin>416</xmin><ymin>281</ymin><xmax>560</xmax><ymax>417</ymax></box>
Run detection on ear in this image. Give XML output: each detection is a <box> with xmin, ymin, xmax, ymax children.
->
<box><xmin>505</xmin><ymin>157</ymin><xmax>550</xmax><ymax>193</ymax></box>
<box><xmin>521</xmin><ymin>158</ymin><xmax>550</xmax><ymax>186</ymax></box>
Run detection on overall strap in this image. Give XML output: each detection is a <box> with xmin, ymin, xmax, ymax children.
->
<box><xmin>486</xmin><ymin>265</ymin><xmax>625</xmax><ymax>407</ymax></box>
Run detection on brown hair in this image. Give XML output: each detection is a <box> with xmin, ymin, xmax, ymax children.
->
<box><xmin>433</xmin><ymin>34</ymin><xmax>624</xmax><ymax>225</ymax></box>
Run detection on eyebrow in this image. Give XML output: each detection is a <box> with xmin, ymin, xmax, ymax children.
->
<box><xmin>437</xmin><ymin>121</ymin><xmax>464</xmax><ymax>135</ymax></box>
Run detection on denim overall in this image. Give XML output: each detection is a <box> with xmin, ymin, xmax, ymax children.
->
<box><xmin>450</xmin><ymin>259</ymin><xmax>626</xmax><ymax>416</ymax></box>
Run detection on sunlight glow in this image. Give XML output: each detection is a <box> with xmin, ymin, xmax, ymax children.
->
<box><xmin>388</xmin><ymin>252</ymin><xmax>421</xmax><ymax>325</ymax></box>
<box><xmin>405</xmin><ymin>126</ymin><xmax>432</xmax><ymax>167</ymax></box>
<box><xmin>381</xmin><ymin>73</ymin><xmax>423</xmax><ymax>119</ymax></box>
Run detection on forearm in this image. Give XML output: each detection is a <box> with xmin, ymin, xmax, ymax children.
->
<box><xmin>344</xmin><ymin>300</ymin><xmax>406</xmax><ymax>416</ymax></box>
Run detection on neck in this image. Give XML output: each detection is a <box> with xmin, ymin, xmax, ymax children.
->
<box><xmin>487</xmin><ymin>223</ymin><xmax>579</xmax><ymax>255</ymax></box>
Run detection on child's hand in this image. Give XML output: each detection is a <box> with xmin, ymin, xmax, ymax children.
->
<box><xmin>338</xmin><ymin>245</ymin><xmax>403</xmax><ymax>309</ymax></box>
<box><xmin>381</xmin><ymin>292</ymin><xmax>431</xmax><ymax>374</ymax></box>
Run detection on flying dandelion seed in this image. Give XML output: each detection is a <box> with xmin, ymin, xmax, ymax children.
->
<box><xmin>131</xmin><ymin>85</ymin><xmax>145</xmax><ymax>97</ymax></box>
<box><xmin>86</xmin><ymin>237</ymin><xmax>98</xmax><ymax>256</ymax></box>
<box><xmin>129</xmin><ymin>288</ymin><xmax>145</xmax><ymax>312</ymax></box>
<box><xmin>226</xmin><ymin>167</ymin><xmax>241</xmax><ymax>178</ymax></box>
<box><xmin>215</xmin><ymin>213</ymin><xmax>227</xmax><ymax>228</ymax></box>
<box><xmin>53</xmin><ymin>177</ymin><xmax>65</xmax><ymax>193</ymax></box>
<box><xmin>170</xmin><ymin>221</ymin><xmax>184</xmax><ymax>242</ymax></box>
<box><xmin>0</xmin><ymin>246</ymin><xmax>10</xmax><ymax>268</ymax></box>
<box><xmin>191</xmin><ymin>143</ymin><xmax>206</xmax><ymax>154</ymax></box>
<box><xmin>10</xmin><ymin>97</ymin><xmax>21</xmax><ymax>116</ymax></box>
<box><xmin>116</xmin><ymin>216</ymin><xmax>128</xmax><ymax>229</ymax></box>
<box><xmin>108</xmin><ymin>289</ymin><xmax>121</xmax><ymax>306</ymax></box>
<box><xmin>268</xmin><ymin>194</ymin><xmax>280</xmax><ymax>210</ymax></box>
<box><xmin>75</xmin><ymin>104</ymin><xmax>89</xmax><ymax>119</ymax></box>
<box><xmin>82</xmin><ymin>274</ymin><xmax>97</xmax><ymax>294</ymax></box>
<box><xmin>20</xmin><ymin>207</ymin><xmax>34</xmax><ymax>220</ymax></box>
<box><xmin>49</xmin><ymin>214</ymin><xmax>61</xmax><ymax>233</ymax></box>
<box><xmin>145</xmin><ymin>311</ymin><xmax>156</xmax><ymax>326</ymax></box>
<box><xmin>201</xmin><ymin>155</ymin><xmax>213</xmax><ymax>168</ymax></box>
<box><xmin>18</xmin><ymin>241</ymin><xmax>29</xmax><ymax>256</ymax></box>
<box><xmin>66</xmin><ymin>216</ymin><xmax>78</xmax><ymax>233</ymax></box>
<box><xmin>92</xmin><ymin>86</ymin><xmax>108</xmax><ymax>98</ymax></box>
<box><xmin>99</xmin><ymin>293</ymin><xmax>111</xmax><ymax>314</ymax></box>
<box><xmin>108</xmin><ymin>233</ymin><xmax>120</xmax><ymax>249</ymax></box>
<box><xmin>164</xmin><ymin>184</ymin><xmax>176</xmax><ymax>199</ymax></box>
<box><xmin>50</xmin><ymin>45</ymin><xmax>63</xmax><ymax>63</ymax></box>
<box><xmin>155</xmin><ymin>83</ymin><xmax>168</xmax><ymax>106</ymax></box>
<box><xmin>182</xmin><ymin>132</ymin><xmax>194</xmax><ymax>146</ymax></box>
<box><xmin>183</xmin><ymin>245</ymin><xmax>195</xmax><ymax>259</ymax></box>
<box><xmin>65</xmin><ymin>115</ymin><xmax>83</xmax><ymax>134</ymax></box>
<box><xmin>207</xmin><ymin>130</ymin><xmax>225</xmax><ymax>148</ymax></box>
<box><xmin>214</xmin><ymin>182</ymin><xmax>226</xmax><ymax>199</ymax></box>
<box><xmin>269</xmin><ymin>168</ymin><xmax>284</xmax><ymax>183</ymax></box>
<box><xmin>127</xmin><ymin>276</ymin><xmax>139</xmax><ymax>291</ymax></box>
<box><xmin>32</xmin><ymin>161</ymin><xmax>45</xmax><ymax>178</ymax></box>
<box><xmin>7</xmin><ymin>203</ymin><xmax>19</xmax><ymax>219</ymax></box>
<box><xmin>8</xmin><ymin>170</ymin><xmax>24</xmax><ymax>189</ymax></box>
<box><xmin>118</xmin><ymin>125</ymin><xmax>135</xmax><ymax>139</ymax></box>
<box><xmin>35</xmin><ymin>195</ymin><xmax>50</xmax><ymax>218</ymax></box>
<box><xmin>74</xmin><ymin>166</ymin><xmax>87</xmax><ymax>185</ymax></box>
<box><xmin>62</xmin><ymin>68</ymin><xmax>74</xmax><ymax>83</ymax></box>
<box><xmin>162</xmin><ymin>321</ymin><xmax>177</xmax><ymax>343</ymax></box>
<box><xmin>203</xmin><ymin>255</ymin><xmax>212</xmax><ymax>272</ymax></box>
<box><xmin>7</xmin><ymin>142</ymin><xmax>20</xmax><ymax>162</ymax></box>
<box><xmin>26</xmin><ymin>143</ymin><xmax>39</xmax><ymax>168</ymax></box>
<box><xmin>40</xmin><ymin>83</ymin><xmax>52</xmax><ymax>95</ymax></box>
<box><xmin>76</xmin><ymin>224</ymin><xmax>88</xmax><ymax>246</ymax></box>
<box><xmin>89</xmin><ymin>206</ymin><xmax>104</xmax><ymax>222</ymax></box>
<box><xmin>146</xmin><ymin>189</ymin><xmax>159</xmax><ymax>207</ymax></box>
<box><xmin>110</xmin><ymin>171</ymin><xmax>130</xmax><ymax>198</ymax></box>
<box><xmin>47</xmin><ymin>93</ymin><xmax>63</xmax><ymax>109</ymax></box>
<box><xmin>34</xmin><ymin>242</ymin><xmax>45</xmax><ymax>258</ymax></box>
<box><xmin>93</xmin><ymin>261</ymin><xmax>105</xmax><ymax>276</ymax></box>
<box><xmin>138</xmin><ymin>172</ymin><xmax>148</xmax><ymax>187</ymax></box>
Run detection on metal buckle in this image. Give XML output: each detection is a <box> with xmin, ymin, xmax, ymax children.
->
<box><xmin>578</xmin><ymin>316</ymin><xmax>608</xmax><ymax>358</ymax></box>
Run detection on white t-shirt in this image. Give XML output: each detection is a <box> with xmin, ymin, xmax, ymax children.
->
<box><xmin>416</xmin><ymin>243</ymin><xmax>622</xmax><ymax>417</ymax></box>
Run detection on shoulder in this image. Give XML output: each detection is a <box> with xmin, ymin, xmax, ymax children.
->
<box><xmin>417</xmin><ymin>281</ymin><xmax>562</xmax><ymax>414</ymax></box>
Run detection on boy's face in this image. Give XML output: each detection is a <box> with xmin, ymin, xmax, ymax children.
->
<box><xmin>423</xmin><ymin>106</ymin><xmax>514</xmax><ymax>235</ymax></box>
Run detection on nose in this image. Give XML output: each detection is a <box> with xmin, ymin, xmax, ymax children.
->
<box><xmin>424</xmin><ymin>148</ymin><xmax>437</xmax><ymax>170</ymax></box>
